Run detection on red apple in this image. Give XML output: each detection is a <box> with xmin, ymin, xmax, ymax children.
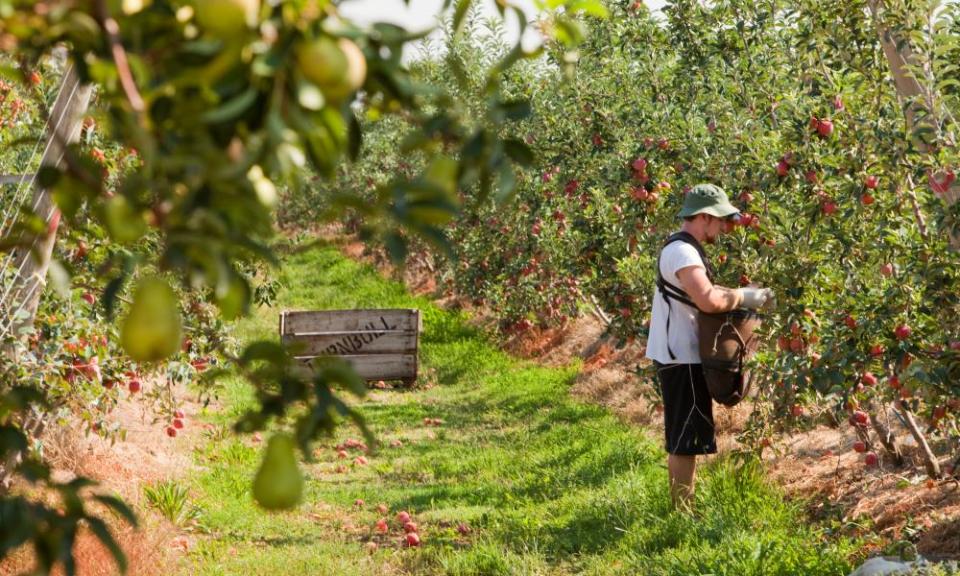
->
<box><xmin>396</xmin><ymin>511</ymin><xmax>411</xmax><ymax>524</ymax></box>
<box><xmin>81</xmin><ymin>292</ymin><xmax>96</xmax><ymax>305</ymax></box>
<box><xmin>860</xmin><ymin>194</ymin><xmax>874</xmax><ymax>206</ymax></box>
<box><xmin>337</xmin><ymin>449</ymin><xmax>348</xmax><ymax>459</ymax></box>
<box><xmin>718</xmin><ymin>254</ymin><xmax>727</xmax><ymax>264</ymax></box>
<box><xmin>870</xmin><ymin>344</ymin><xmax>884</xmax><ymax>357</ymax></box>
<box><xmin>928</xmin><ymin>169</ymin><xmax>956</xmax><ymax>196</ymax></box>
<box><xmin>405</xmin><ymin>532</ymin><xmax>421</xmax><ymax>547</ymax></box>
<box><xmin>128</xmin><ymin>378</ymin><xmax>141</xmax><ymax>393</ymax></box>
<box><xmin>853</xmin><ymin>441</ymin><xmax>866</xmax><ymax>453</ymax></box>
<box><xmin>833</xmin><ymin>95</ymin><xmax>844</xmax><ymax>111</ymax></box>
<box><xmin>852</xmin><ymin>410</ymin><xmax>869</xmax><ymax>425</ymax></box>
<box><xmin>933</xmin><ymin>405</ymin><xmax>947</xmax><ymax>419</ymax></box>
<box><xmin>403</xmin><ymin>521</ymin><xmax>418</xmax><ymax>534</ymax></box>
<box><xmin>166</xmin><ymin>426</ymin><xmax>177</xmax><ymax>438</ymax></box>
<box><xmin>739</xmin><ymin>274</ymin><xmax>751</xmax><ymax>287</ymax></box>
<box><xmin>103</xmin><ymin>378</ymin><xmax>116</xmax><ymax>390</ymax></box>
<box><xmin>174</xmin><ymin>409</ymin><xmax>185</xmax><ymax>419</ymax></box>
<box><xmin>864</xmin><ymin>452</ymin><xmax>879</xmax><ymax>467</ymax></box>
<box><xmin>631</xmin><ymin>158</ymin><xmax>648</xmax><ymax>173</ymax></box>
<box><xmin>172</xmin><ymin>418</ymin><xmax>185</xmax><ymax>429</ymax></box>
<box><xmin>862</xmin><ymin>372</ymin><xmax>877</xmax><ymax>387</ymax></box>
<box><xmin>776</xmin><ymin>160</ymin><xmax>789</xmax><ymax>177</ymax></box>
<box><xmin>375</xmin><ymin>518</ymin><xmax>388</xmax><ymax>533</ymax></box>
<box><xmin>949</xmin><ymin>341</ymin><xmax>960</xmax><ymax>351</ymax></box>
<box><xmin>844</xmin><ymin>315</ymin><xmax>857</xmax><ymax>329</ymax></box>
<box><xmin>805</xmin><ymin>170</ymin><xmax>818</xmax><ymax>184</ymax></box>
<box><xmin>457</xmin><ymin>522</ymin><xmax>471</xmax><ymax>535</ymax></box>
<box><xmin>354</xmin><ymin>455</ymin><xmax>368</xmax><ymax>465</ymax></box>
<box><xmin>864</xmin><ymin>175</ymin><xmax>878</xmax><ymax>189</ymax></box>
<box><xmin>880</xmin><ymin>263</ymin><xmax>894</xmax><ymax>277</ymax></box>
<box><xmin>354</xmin><ymin>499</ymin><xmax>365</xmax><ymax>508</ymax></box>
<box><xmin>894</xmin><ymin>324</ymin><xmax>911</xmax><ymax>340</ymax></box>
<box><xmin>816</xmin><ymin>118</ymin><xmax>834</xmax><ymax>138</ymax></box>
<box><xmin>888</xmin><ymin>375</ymin><xmax>901</xmax><ymax>390</ymax></box>
<box><xmin>777</xmin><ymin>336</ymin><xmax>790</xmax><ymax>352</ymax></box>
<box><xmin>821</xmin><ymin>201</ymin><xmax>837</xmax><ymax>215</ymax></box>
<box><xmin>377</xmin><ymin>503</ymin><xmax>389</xmax><ymax>514</ymax></box>
<box><xmin>790</xmin><ymin>404</ymin><xmax>803</xmax><ymax>417</ymax></box>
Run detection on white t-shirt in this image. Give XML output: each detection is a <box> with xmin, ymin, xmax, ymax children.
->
<box><xmin>645</xmin><ymin>241</ymin><xmax>704</xmax><ymax>364</ymax></box>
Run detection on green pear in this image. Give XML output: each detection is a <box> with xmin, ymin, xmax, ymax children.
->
<box><xmin>193</xmin><ymin>0</ymin><xmax>259</xmax><ymax>40</ymax></box>
<box><xmin>120</xmin><ymin>276</ymin><xmax>182</xmax><ymax>362</ymax></box>
<box><xmin>103</xmin><ymin>195</ymin><xmax>146</xmax><ymax>244</ymax></box>
<box><xmin>253</xmin><ymin>433</ymin><xmax>304</xmax><ymax>510</ymax></box>
<box><xmin>296</xmin><ymin>36</ymin><xmax>367</xmax><ymax>103</ymax></box>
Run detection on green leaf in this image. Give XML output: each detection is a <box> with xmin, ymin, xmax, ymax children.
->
<box><xmin>503</xmin><ymin>139</ymin><xmax>534</xmax><ymax>166</ymax></box>
<box><xmin>496</xmin><ymin>163</ymin><xmax>517</xmax><ymax>202</ymax></box>
<box><xmin>202</xmin><ymin>87</ymin><xmax>259</xmax><ymax>124</ymax></box>
<box><xmin>453</xmin><ymin>0</ymin><xmax>474</xmax><ymax>34</ymax></box>
<box><xmin>92</xmin><ymin>494</ymin><xmax>139</xmax><ymax>527</ymax></box>
<box><xmin>241</xmin><ymin>341</ymin><xmax>289</xmax><ymax>365</ymax></box>
<box><xmin>497</xmin><ymin>99</ymin><xmax>532</xmax><ymax>121</ymax></box>
<box><xmin>85</xmin><ymin>517</ymin><xmax>128</xmax><ymax>574</ymax></box>
<box><xmin>215</xmin><ymin>272</ymin><xmax>251</xmax><ymax>321</ymax></box>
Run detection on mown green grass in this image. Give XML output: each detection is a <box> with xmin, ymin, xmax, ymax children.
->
<box><xmin>179</xmin><ymin>242</ymin><xmax>859</xmax><ymax>575</ymax></box>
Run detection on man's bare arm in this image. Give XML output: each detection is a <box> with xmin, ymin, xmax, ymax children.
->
<box><xmin>675</xmin><ymin>266</ymin><xmax>742</xmax><ymax>313</ymax></box>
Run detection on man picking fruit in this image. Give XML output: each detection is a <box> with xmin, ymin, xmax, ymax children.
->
<box><xmin>645</xmin><ymin>183</ymin><xmax>774</xmax><ymax>509</ymax></box>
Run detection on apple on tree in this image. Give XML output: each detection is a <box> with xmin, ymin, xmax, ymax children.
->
<box><xmin>296</xmin><ymin>35</ymin><xmax>367</xmax><ymax>104</ymax></box>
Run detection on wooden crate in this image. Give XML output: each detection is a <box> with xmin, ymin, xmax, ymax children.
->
<box><xmin>280</xmin><ymin>309</ymin><xmax>421</xmax><ymax>384</ymax></box>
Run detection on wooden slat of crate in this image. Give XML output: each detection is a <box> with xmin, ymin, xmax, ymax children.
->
<box><xmin>301</xmin><ymin>354</ymin><xmax>417</xmax><ymax>381</ymax></box>
<box><xmin>281</xmin><ymin>309</ymin><xmax>420</xmax><ymax>335</ymax></box>
<box><xmin>283</xmin><ymin>331</ymin><xmax>416</xmax><ymax>357</ymax></box>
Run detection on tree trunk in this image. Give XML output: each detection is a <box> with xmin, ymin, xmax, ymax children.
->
<box><xmin>867</xmin><ymin>0</ymin><xmax>960</xmax><ymax>248</ymax></box>
<box><xmin>869</xmin><ymin>403</ymin><xmax>904</xmax><ymax>467</ymax></box>
<box><xmin>896</xmin><ymin>401</ymin><xmax>941</xmax><ymax>479</ymax></box>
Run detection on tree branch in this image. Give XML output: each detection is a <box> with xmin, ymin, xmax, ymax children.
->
<box><xmin>95</xmin><ymin>0</ymin><xmax>145</xmax><ymax>116</ymax></box>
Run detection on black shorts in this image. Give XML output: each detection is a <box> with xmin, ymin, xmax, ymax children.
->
<box><xmin>655</xmin><ymin>362</ymin><xmax>716</xmax><ymax>456</ymax></box>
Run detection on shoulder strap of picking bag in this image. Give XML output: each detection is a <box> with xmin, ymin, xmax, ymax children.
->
<box><xmin>655</xmin><ymin>232</ymin><xmax>714</xmax><ymax>360</ymax></box>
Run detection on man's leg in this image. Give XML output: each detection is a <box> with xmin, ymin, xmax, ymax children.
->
<box><xmin>667</xmin><ymin>453</ymin><xmax>696</xmax><ymax>509</ymax></box>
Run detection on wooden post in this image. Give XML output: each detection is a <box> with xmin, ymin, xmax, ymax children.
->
<box><xmin>4</xmin><ymin>65</ymin><xmax>93</xmax><ymax>340</ymax></box>
<box><xmin>0</xmin><ymin>64</ymin><xmax>92</xmax><ymax>492</ymax></box>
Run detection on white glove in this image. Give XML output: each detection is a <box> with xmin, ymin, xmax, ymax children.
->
<box><xmin>739</xmin><ymin>287</ymin><xmax>774</xmax><ymax>310</ymax></box>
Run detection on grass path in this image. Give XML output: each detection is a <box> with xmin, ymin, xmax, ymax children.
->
<box><xmin>179</xmin><ymin>242</ymin><xmax>858</xmax><ymax>575</ymax></box>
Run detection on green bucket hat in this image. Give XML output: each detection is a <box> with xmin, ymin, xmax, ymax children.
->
<box><xmin>678</xmin><ymin>183</ymin><xmax>740</xmax><ymax>219</ymax></box>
